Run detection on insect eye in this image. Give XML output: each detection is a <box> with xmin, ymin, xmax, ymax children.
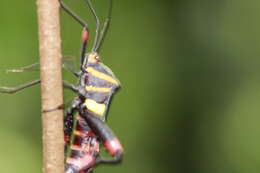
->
<box><xmin>95</xmin><ymin>56</ymin><xmax>101</xmax><ymax>62</ymax></box>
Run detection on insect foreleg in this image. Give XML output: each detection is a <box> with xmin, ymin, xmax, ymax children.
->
<box><xmin>59</xmin><ymin>0</ymin><xmax>89</xmax><ymax>29</ymax></box>
<box><xmin>0</xmin><ymin>79</ymin><xmax>40</xmax><ymax>94</ymax></box>
<box><xmin>0</xmin><ymin>80</ymin><xmax>78</xmax><ymax>94</ymax></box>
<box><xmin>63</xmin><ymin>63</ymin><xmax>81</xmax><ymax>77</ymax></box>
<box><xmin>63</xmin><ymin>81</ymin><xmax>79</xmax><ymax>92</ymax></box>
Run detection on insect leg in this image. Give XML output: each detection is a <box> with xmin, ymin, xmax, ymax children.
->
<box><xmin>64</xmin><ymin>98</ymin><xmax>81</xmax><ymax>151</ymax></box>
<box><xmin>80</xmin><ymin>27</ymin><xmax>89</xmax><ymax>69</ymax></box>
<box><xmin>6</xmin><ymin>63</ymin><xmax>39</xmax><ymax>73</ymax></box>
<box><xmin>63</xmin><ymin>81</ymin><xmax>78</xmax><ymax>92</ymax></box>
<box><xmin>0</xmin><ymin>80</ymin><xmax>40</xmax><ymax>94</ymax></box>
<box><xmin>81</xmin><ymin>113</ymin><xmax>123</xmax><ymax>164</ymax></box>
<box><xmin>7</xmin><ymin>56</ymin><xmax>81</xmax><ymax>77</ymax></box>
<box><xmin>63</xmin><ymin>63</ymin><xmax>81</xmax><ymax>77</ymax></box>
<box><xmin>59</xmin><ymin>0</ymin><xmax>90</xmax><ymax>69</ymax></box>
<box><xmin>59</xmin><ymin>0</ymin><xmax>89</xmax><ymax>28</ymax></box>
<box><xmin>0</xmin><ymin>80</ymin><xmax>78</xmax><ymax>94</ymax></box>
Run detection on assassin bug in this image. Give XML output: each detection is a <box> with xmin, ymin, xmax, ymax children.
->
<box><xmin>0</xmin><ymin>0</ymin><xmax>123</xmax><ymax>172</ymax></box>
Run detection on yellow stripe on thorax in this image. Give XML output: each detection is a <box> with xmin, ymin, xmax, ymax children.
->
<box><xmin>85</xmin><ymin>85</ymin><xmax>112</xmax><ymax>92</ymax></box>
<box><xmin>85</xmin><ymin>99</ymin><xmax>106</xmax><ymax>116</ymax></box>
<box><xmin>87</xmin><ymin>67</ymin><xmax>119</xmax><ymax>85</ymax></box>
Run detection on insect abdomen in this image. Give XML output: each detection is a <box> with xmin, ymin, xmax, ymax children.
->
<box><xmin>65</xmin><ymin>115</ymin><xmax>100</xmax><ymax>173</ymax></box>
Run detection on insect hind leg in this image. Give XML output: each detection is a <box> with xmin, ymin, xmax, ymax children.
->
<box><xmin>65</xmin><ymin>165</ymin><xmax>77</xmax><ymax>173</ymax></box>
<box><xmin>81</xmin><ymin>114</ymin><xmax>123</xmax><ymax>165</ymax></box>
<box><xmin>96</xmin><ymin>152</ymin><xmax>123</xmax><ymax>165</ymax></box>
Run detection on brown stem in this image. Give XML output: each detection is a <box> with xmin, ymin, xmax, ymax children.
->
<box><xmin>36</xmin><ymin>0</ymin><xmax>64</xmax><ymax>173</ymax></box>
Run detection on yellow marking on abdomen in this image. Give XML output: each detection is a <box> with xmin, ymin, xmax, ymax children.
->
<box><xmin>85</xmin><ymin>85</ymin><xmax>111</xmax><ymax>92</ymax></box>
<box><xmin>70</xmin><ymin>144</ymin><xmax>83</xmax><ymax>151</ymax></box>
<box><xmin>87</xmin><ymin>67</ymin><xmax>119</xmax><ymax>85</ymax></box>
<box><xmin>74</xmin><ymin>130</ymin><xmax>86</xmax><ymax>137</ymax></box>
<box><xmin>76</xmin><ymin>116</ymin><xmax>84</xmax><ymax>121</ymax></box>
<box><xmin>85</xmin><ymin>99</ymin><xmax>106</xmax><ymax>116</ymax></box>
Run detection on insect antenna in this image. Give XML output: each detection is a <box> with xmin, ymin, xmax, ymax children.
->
<box><xmin>95</xmin><ymin>0</ymin><xmax>112</xmax><ymax>53</ymax></box>
<box><xmin>85</xmin><ymin>0</ymin><xmax>100</xmax><ymax>53</ymax></box>
<box><xmin>60</xmin><ymin>0</ymin><xmax>112</xmax><ymax>67</ymax></box>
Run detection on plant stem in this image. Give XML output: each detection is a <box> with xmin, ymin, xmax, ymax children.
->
<box><xmin>36</xmin><ymin>0</ymin><xmax>64</xmax><ymax>172</ymax></box>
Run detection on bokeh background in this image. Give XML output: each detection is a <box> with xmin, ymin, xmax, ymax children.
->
<box><xmin>0</xmin><ymin>0</ymin><xmax>260</xmax><ymax>172</ymax></box>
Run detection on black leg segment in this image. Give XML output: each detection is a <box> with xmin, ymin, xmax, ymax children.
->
<box><xmin>81</xmin><ymin>113</ymin><xmax>123</xmax><ymax>164</ymax></box>
<box><xmin>0</xmin><ymin>79</ymin><xmax>41</xmax><ymax>94</ymax></box>
<box><xmin>59</xmin><ymin>0</ymin><xmax>89</xmax><ymax>28</ymax></box>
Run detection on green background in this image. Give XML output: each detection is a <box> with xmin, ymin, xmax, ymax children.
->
<box><xmin>0</xmin><ymin>0</ymin><xmax>260</xmax><ymax>172</ymax></box>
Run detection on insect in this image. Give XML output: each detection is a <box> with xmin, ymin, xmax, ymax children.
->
<box><xmin>0</xmin><ymin>0</ymin><xmax>123</xmax><ymax>173</ymax></box>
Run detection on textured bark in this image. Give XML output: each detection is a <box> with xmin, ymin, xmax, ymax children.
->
<box><xmin>36</xmin><ymin>0</ymin><xmax>64</xmax><ymax>172</ymax></box>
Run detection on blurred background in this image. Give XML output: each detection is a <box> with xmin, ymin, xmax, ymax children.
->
<box><xmin>0</xmin><ymin>0</ymin><xmax>260</xmax><ymax>172</ymax></box>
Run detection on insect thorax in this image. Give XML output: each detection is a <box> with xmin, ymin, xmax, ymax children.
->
<box><xmin>81</xmin><ymin>61</ymin><xmax>121</xmax><ymax>120</ymax></box>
